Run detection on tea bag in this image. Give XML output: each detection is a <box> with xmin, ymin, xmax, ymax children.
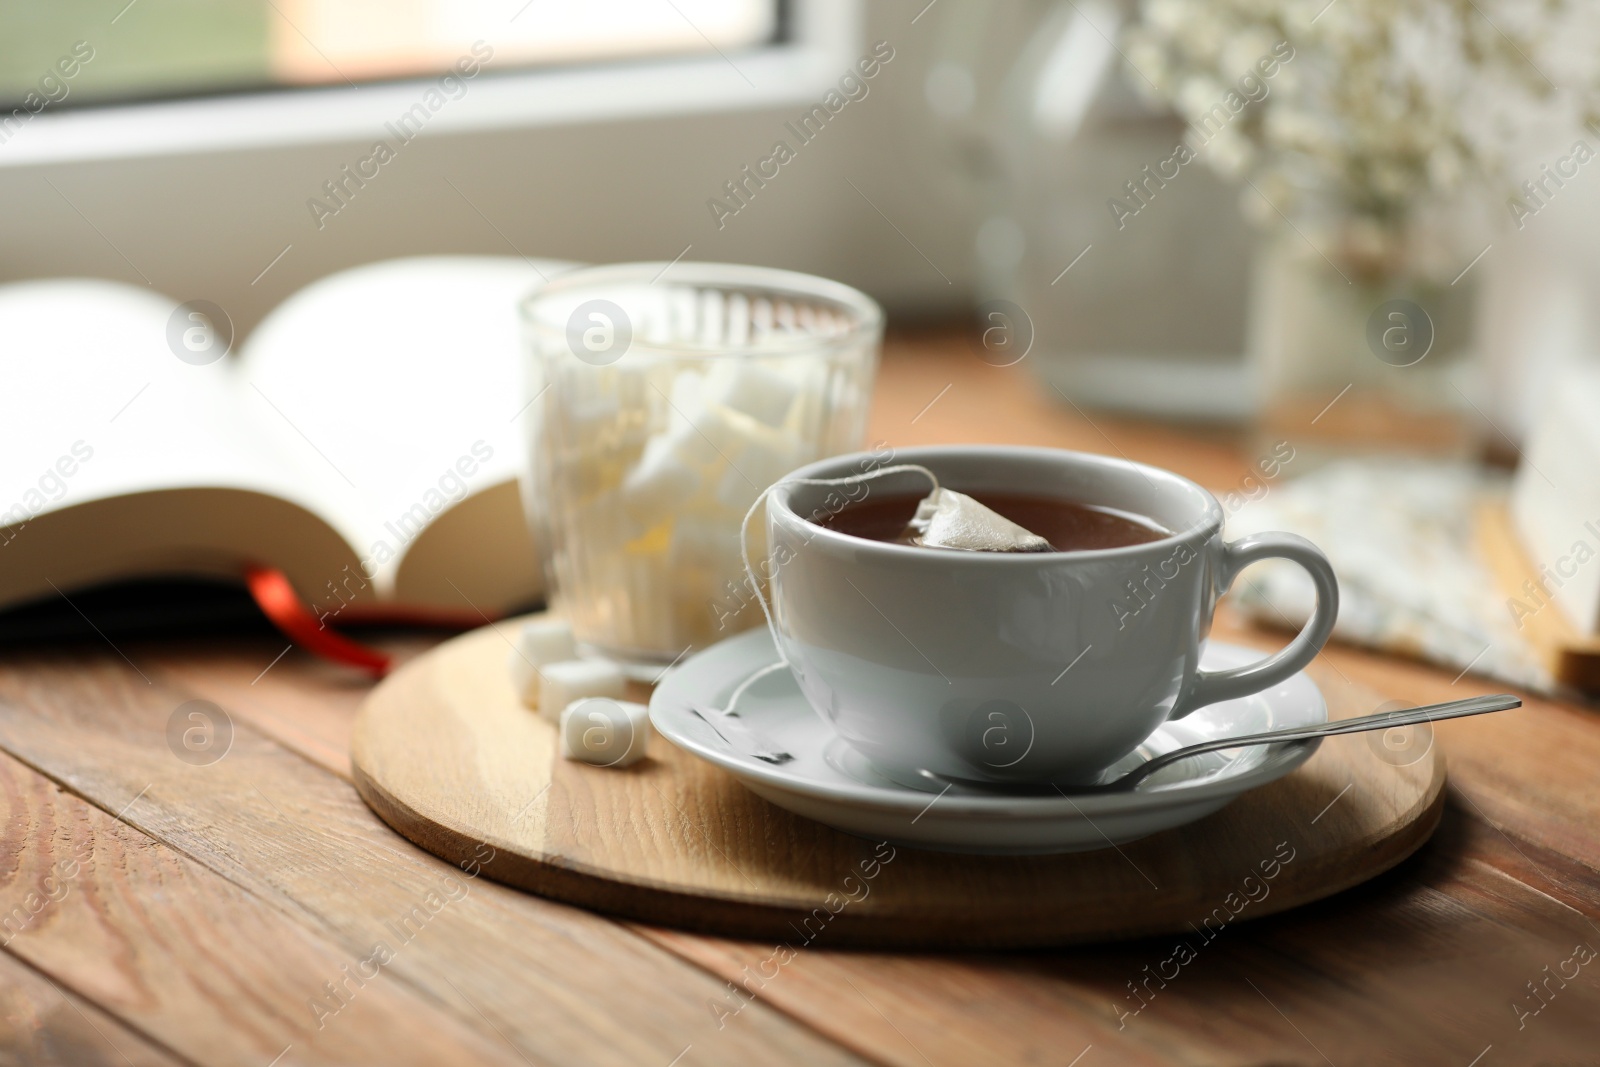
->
<box><xmin>904</xmin><ymin>487</ymin><xmax>1054</xmax><ymax>552</ymax></box>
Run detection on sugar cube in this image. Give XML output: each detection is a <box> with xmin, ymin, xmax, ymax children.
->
<box><xmin>668</xmin><ymin>368</ymin><xmax>706</xmax><ymax>411</ymax></box>
<box><xmin>538</xmin><ymin>659</ymin><xmax>627</xmax><ymax>724</ymax></box>
<box><xmin>559</xmin><ymin>697</ymin><xmax>650</xmax><ymax>767</ymax></box>
<box><xmin>508</xmin><ymin>618</ymin><xmax>578</xmax><ymax>708</ymax></box>
<box><xmin>661</xmin><ymin>401</ymin><xmax>743</xmax><ymax>466</ymax></box>
<box><xmin>621</xmin><ymin>435</ymin><xmax>701</xmax><ymax>522</ymax></box>
<box><xmin>668</xmin><ymin>517</ymin><xmax>746</xmax><ymax>574</ymax></box>
<box><xmin>705</xmin><ymin>360</ymin><xmax>798</xmax><ymax>427</ymax></box>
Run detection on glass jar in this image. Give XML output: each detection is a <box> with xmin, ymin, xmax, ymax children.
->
<box><xmin>1248</xmin><ymin>237</ymin><xmax>1482</xmax><ymax>464</ymax></box>
<box><xmin>521</xmin><ymin>262</ymin><xmax>882</xmax><ymax>673</ymax></box>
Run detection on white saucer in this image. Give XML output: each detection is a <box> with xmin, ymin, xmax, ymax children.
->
<box><xmin>650</xmin><ymin>629</ymin><xmax>1327</xmax><ymax>854</ymax></box>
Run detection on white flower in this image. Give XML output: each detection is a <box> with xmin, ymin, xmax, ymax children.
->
<box><xmin>1121</xmin><ymin>0</ymin><xmax>1600</xmax><ymax>268</ymax></box>
<box><xmin>1208</xmin><ymin>131</ymin><xmax>1253</xmax><ymax>176</ymax></box>
<box><xmin>1146</xmin><ymin>0</ymin><xmax>1190</xmax><ymax>33</ymax></box>
<box><xmin>1177</xmin><ymin>77</ymin><xmax>1229</xmax><ymax>118</ymax></box>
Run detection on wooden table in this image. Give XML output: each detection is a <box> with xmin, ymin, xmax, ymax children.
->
<box><xmin>3</xmin><ymin>330</ymin><xmax>1597</xmax><ymax>1066</ymax></box>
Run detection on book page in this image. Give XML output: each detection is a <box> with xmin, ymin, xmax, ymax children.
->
<box><xmin>0</xmin><ymin>278</ymin><xmax>362</xmax><ymax>610</ymax></box>
<box><xmin>236</xmin><ymin>256</ymin><xmax>570</xmax><ymax>615</ymax></box>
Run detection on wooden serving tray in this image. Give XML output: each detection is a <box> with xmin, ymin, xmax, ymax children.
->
<box><xmin>351</xmin><ymin>619</ymin><xmax>1445</xmax><ymax>949</ymax></box>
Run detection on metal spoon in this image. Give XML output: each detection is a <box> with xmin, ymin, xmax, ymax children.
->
<box><xmin>1081</xmin><ymin>692</ymin><xmax>1522</xmax><ymax>793</ymax></box>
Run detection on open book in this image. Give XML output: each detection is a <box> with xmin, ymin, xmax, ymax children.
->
<box><xmin>0</xmin><ymin>256</ymin><xmax>563</xmax><ymax>641</ymax></box>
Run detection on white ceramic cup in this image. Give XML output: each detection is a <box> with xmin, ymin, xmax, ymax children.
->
<box><xmin>765</xmin><ymin>445</ymin><xmax>1339</xmax><ymax>786</ymax></box>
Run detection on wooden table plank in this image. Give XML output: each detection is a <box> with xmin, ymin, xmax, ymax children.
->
<box><xmin>870</xmin><ymin>329</ymin><xmax>1250</xmax><ymax>492</ymax></box>
<box><xmin>649</xmin><ymin>805</ymin><xmax>1600</xmax><ymax>1067</ymax></box>
<box><xmin>0</xmin><ymin>652</ymin><xmax>869</xmax><ymax>1067</ymax></box>
<box><xmin>140</xmin><ymin>637</ymin><xmax>443</xmax><ymax>780</ymax></box>
<box><xmin>0</xmin><ymin>950</ymin><xmax>184</xmax><ymax>1067</ymax></box>
<box><xmin>0</xmin><ymin>743</ymin><xmax>524</xmax><ymax>1066</ymax></box>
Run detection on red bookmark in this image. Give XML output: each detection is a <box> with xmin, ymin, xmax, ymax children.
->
<box><xmin>243</xmin><ymin>565</ymin><xmax>392</xmax><ymax>678</ymax></box>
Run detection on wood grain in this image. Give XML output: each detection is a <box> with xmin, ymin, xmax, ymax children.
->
<box><xmin>0</xmin><ymin>737</ymin><xmax>525</xmax><ymax>1066</ymax></box>
<box><xmin>0</xmin><ymin>950</ymin><xmax>183</xmax><ymax>1067</ymax></box>
<box><xmin>0</xmin><ymin>650</ymin><xmax>868</xmax><ymax>1067</ymax></box>
<box><xmin>645</xmin><ymin>806</ymin><xmax>1600</xmax><ymax>1067</ymax></box>
<box><xmin>351</xmin><ymin>620</ymin><xmax>1446</xmax><ymax>948</ymax></box>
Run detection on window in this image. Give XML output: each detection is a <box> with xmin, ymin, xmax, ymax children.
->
<box><xmin>0</xmin><ymin>0</ymin><xmax>858</xmax><ymax>167</ymax></box>
<box><xmin>1</xmin><ymin>0</ymin><xmax>782</xmax><ymax>108</ymax></box>
<box><xmin>0</xmin><ymin>0</ymin><xmax>872</xmax><ymax>323</ymax></box>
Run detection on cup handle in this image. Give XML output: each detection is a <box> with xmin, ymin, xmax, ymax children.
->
<box><xmin>1169</xmin><ymin>531</ymin><xmax>1340</xmax><ymax>720</ymax></box>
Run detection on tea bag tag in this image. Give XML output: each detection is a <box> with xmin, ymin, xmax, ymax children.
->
<box><xmin>906</xmin><ymin>488</ymin><xmax>1054</xmax><ymax>553</ymax></box>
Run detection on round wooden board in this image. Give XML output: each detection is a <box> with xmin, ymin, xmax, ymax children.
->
<box><xmin>351</xmin><ymin>617</ymin><xmax>1446</xmax><ymax>949</ymax></box>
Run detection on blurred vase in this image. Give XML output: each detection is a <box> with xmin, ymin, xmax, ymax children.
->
<box><xmin>1247</xmin><ymin>237</ymin><xmax>1483</xmax><ymax>464</ymax></box>
<box><xmin>978</xmin><ymin>0</ymin><xmax>1257</xmax><ymax>421</ymax></box>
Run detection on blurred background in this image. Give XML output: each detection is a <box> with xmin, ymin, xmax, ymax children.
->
<box><xmin>5</xmin><ymin>0</ymin><xmax>1600</xmax><ymax>432</ymax></box>
<box><xmin>7</xmin><ymin>0</ymin><xmax>1600</xmax><ymax>691</ymax></box>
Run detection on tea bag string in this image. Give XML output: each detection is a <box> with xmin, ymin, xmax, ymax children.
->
<box><xmin>713</xmin><ymin>463</ymin><xmax>941</xmax><ymax>717</ymax></box>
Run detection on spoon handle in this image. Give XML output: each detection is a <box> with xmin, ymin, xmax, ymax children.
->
<box><xmin>1127</xmin><ymin>693</ymin><xmax>1522</xmax><ymax>787</ymax></box>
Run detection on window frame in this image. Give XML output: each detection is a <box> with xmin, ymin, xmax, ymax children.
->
<box><xmin>0</xmin><ymin>0</ymin><xmax>859</xmax><ymax>168</ymax></box>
